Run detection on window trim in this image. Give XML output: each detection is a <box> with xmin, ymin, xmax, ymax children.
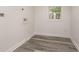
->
<box><xmin>48</xmin><ymin>6</ymin><xmax>63</xmax><ymax>21</ymax></box>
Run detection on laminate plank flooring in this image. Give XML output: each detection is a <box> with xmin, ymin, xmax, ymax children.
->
<box><xmin>14</xmin><ymin>35</ymin><xmax>78</xmax><ymax>52</ymax></box>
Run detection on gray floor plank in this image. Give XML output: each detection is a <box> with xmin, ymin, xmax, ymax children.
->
<box><xmin>14</xmin><ymin>35</ymin><xmax>78</xmax><ymax>52</ymax></box>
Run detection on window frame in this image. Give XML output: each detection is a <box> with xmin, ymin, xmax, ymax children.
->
<box><xmin>48</xmin><ymin>6</ymin><xmax>63</xmax><ymax>21</ymax></box>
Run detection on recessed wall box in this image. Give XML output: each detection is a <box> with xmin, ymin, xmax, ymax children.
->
<box><xmin>0</xmin><ymin>13</ymin><xmax>4</xmax><ymax>17</ymax></box>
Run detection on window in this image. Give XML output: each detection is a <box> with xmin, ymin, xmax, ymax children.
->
<box><xmin>49</xmin><ymin>6</ymin><xmax>61</xmax><ymax>19</ymax></box>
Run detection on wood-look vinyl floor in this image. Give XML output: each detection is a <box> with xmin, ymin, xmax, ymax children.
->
<box><xmin>14</xmin><ymin>35</ymin><xmax>78</xmax><ymax>52</ymax></box>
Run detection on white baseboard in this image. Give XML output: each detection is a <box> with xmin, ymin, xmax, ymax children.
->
<box><xmin>34</xmin><ymin>32</ymin><xmax>71</xmax><ymax>38</ymax></box>
<box><xmin>71</xmin><ymin>37</ymin><xmax>79</xmax><ymax>51</ymax></box>
<box><xmin>6</xmin><ymin>33</ymin><xmax>34</xmax><ymax>52</ymax></box>
<box><xmin>7</xmin><ymin>32</ymin><xmax>78</xmax><ymax>52</ymax></box>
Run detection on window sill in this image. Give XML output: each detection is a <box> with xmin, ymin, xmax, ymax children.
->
<box><xmin>48</xmin><ymin>19</ymin><xmax>63</xmax><ymax>22</ymax></box>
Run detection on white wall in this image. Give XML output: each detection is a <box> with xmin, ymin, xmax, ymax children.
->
<box><xmin>0</xmin><ymin>6</ymin><xmax>73</xmax><ymax>51</ymax></box>
<box><xmin>0</xmin><ymin>6</ymin><xmax>34</xmax><ymax>51</ymax></box>
<box><xmin>71</xmin><ymin>7</ymin><xmax>79</xmax><ymax>50</ymax></box>
<box><xmin>34</xmin><ymin>6</ymin><xmax>71</xmax><ymax>38</ymax></box>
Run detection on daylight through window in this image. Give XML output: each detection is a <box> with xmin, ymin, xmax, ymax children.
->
<box><xmin>49</xmin><ymin>6</ymin><xmax>61</xmax><ymax>19</ymax></box>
